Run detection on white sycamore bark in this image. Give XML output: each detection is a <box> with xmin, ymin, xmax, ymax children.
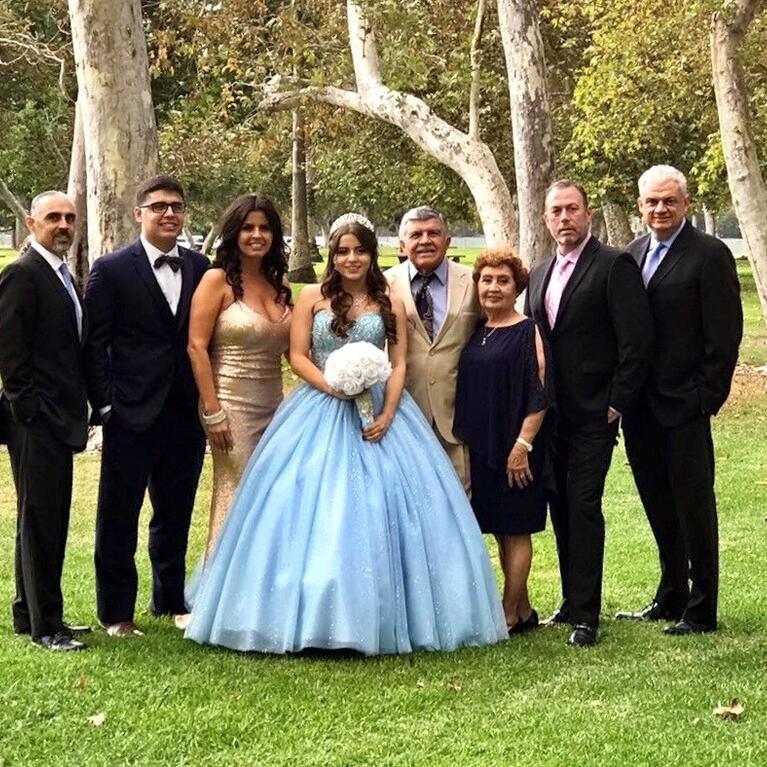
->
<box><xmin>497</xmin><ymin>0</ymin><xmax>555</xmax><ymax>264</ymax></box>
<box><xmin>66</xmin><ymin>97</ymin><xmax>89</xmax><ymax>287</ymax></box>
<box><xmin>68</xmin><ymin>0</ymin><xmax>159</xmax><ymax>258</ymax></box>
<box><xmin>602</xmin><ymin>201</ymin><xmax>634</xmax><ymax>248</ymax></box>
<box><xmin>260</xmin><ymin>1</ymin><xmax>518</xmax><ymax>249</ymax></box>
<box><xmin>711</xmin><ymin>0</ymin><xmax>767</xmax><ymax>327</ymax></box>
<box><xmin>290</xmin><ymin>109</ymin><xmax>315</xmax><ymax>283</ymax></box>
<box><xmin>0</xmin><ymin>179</ymin><xmax>27</xmax><ymax>249</ymax></box>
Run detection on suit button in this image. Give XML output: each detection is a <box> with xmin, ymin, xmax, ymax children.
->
<box><xmin>429</xmin><ymin>379</ymin><xmax>436</xmax><ymax>385</ymax></box>
<box><xmin>428</xmin><ymin>349</ymin><xmax>435</xmax><ymax>356</ymax></box>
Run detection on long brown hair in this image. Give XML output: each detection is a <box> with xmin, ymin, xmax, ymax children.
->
<box><xmin>212</xmin><ymin>195</ymin><xmax>292</xmax><ymax>306</ymax></box>
<box><xmin>321</xmin><ymin>221</ymin><xmax>397</xmax><ymax>344</ymax></box>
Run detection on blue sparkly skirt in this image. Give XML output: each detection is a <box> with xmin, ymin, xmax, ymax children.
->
<box><xmin>185</xmin><ymin>383</ymin><xmax>507</xmax><ymax>654</ymax></box>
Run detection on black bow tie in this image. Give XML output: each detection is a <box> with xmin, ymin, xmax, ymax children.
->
<box><xmin>155</xmin><ymin>253</ymin><xmax>183</xmax><ymax>273</ymax></box>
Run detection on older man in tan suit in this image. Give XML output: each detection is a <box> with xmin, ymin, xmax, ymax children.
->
<box><xmin>386</xmin><ymin>207</ymin><xmax>479</xmax><ymax>489</ymax></box>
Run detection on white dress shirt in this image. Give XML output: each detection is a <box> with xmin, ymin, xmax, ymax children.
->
<box><xmin>141</xmin><ymin>235</ymin><xmax>182</xmax><ymax>315</ymax></box>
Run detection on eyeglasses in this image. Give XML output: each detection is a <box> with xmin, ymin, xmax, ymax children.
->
<box><xmin>139</xmin><ymin>201</ymin><xmax>186</xmax><ymax>214</ymax></box>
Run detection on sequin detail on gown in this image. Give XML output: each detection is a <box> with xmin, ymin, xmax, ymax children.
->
<box><xmin>205</xmin><ymin>300</ymin><xmax>290</xmax><ymax>552</ymax></box>
<box><xmin>186</xmin><ymin>310</ymin><xmax>506</xmax><ymax>654</ymax></box>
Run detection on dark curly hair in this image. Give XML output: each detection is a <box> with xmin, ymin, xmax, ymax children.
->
<box><xmin>473</xmin><ymin>247</ymin><xmax>529</xmax><ymax>293</ymax></box>
<box><xmin>321</xmin><ymin>220</ymin><xmax>397</xmax><ymax>345</ymax></box>
<box><xmin>212</xmin><ymin>195</ymin><xmax>291</xmax><ymax>306</ymax></box>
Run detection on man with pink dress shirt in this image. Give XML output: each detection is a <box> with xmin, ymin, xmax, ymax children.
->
<box><xmin>525</xmin><ymin>180</ymin><xmax>653</xmax><ymax>647</ymax></box>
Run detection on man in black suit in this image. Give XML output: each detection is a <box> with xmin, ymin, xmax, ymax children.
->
<box><xmin>84</xmin><ymin>175</ymin><xmax>209</xmax><ymax>636</ymax></box>
<box><xmin>617</xmin><ymin>165</ymin><xmax>742</xmax><ymax>635</ymax></box>
<box><xmin>0</xmin><ymin>191</ymin><xmax>90</xmax><ymax>651</ymax></box>
<box><xmin>526</xmin><ymin>180</ymin><xmax>653</xmax><ymax>646</ymax></box>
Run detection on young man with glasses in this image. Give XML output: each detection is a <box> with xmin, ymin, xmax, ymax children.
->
<box><xmin>84</xmin><ymin>175</ymin><xmax>209</xmax><ymax>637</ymax></box>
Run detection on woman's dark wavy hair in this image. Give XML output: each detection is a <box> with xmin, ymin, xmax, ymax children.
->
<box><xmin>321</xmin><ymin>221</ymin><xmax>397</xmax><ymax>344</ymax></box>
<box><xmin>212</xmin><ymin>195</ymin><xmax>291</xmax><ymax>306</ymax></box>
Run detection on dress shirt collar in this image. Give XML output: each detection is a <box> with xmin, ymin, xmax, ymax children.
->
<box><xmin>141</xmin><ymin>234</ymin><xmax>180</xmax><ymax>264</ymax></box>
<box><xmin>30</xmin><ymin>237</ymin><xmax>65</xmax><ymax>272</ymax></box>
<box><xmin>649</xmin><ymin>219</ymin><xmax>686</xmax><ymax>252</ymax></box>
<box><xmin>556</xmin><ymin>231</ymin><xmax>592</xmax><ymax>265</ymax></box>
<box><xmin>407</xmin><ymin>255</ymin><xmax>448</xmax><ymax>285</ymax></box>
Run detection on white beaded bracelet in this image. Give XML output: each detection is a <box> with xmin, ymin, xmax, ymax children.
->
<box><xmin>515</xmin><ymin>436</ymin><xmax>533</xmax><ymax>452</ymax></box>
<box><xmin>201</xmin><ymin>408</ymin><xmax>227</xmax><ymax>426</ymax></box>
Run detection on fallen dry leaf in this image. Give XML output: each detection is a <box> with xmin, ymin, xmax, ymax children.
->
<box><xmin>590</xmin><ymin>700</ymin><xmax>603</xmax><ymax>708</ymax></box>
<box><xmin>693</xmin><ymin>717</ymin><xmax>701</xmax><ymax>725</ymax></box>
<box><xmin>231</xmin><ymin>693</ymin><xmax>242</xmax><ymax>702</ymax></box>
<box><xmin>754</xmin><ymin>480</ymin><xmax>767</xmax><ymax>486</ymax></box>
<box><xmin>416</xmin><ymin>679</ymin><xmax>426</xmax><ymax>689</ymax></box>
<box><xmin>446</xmin><ymin>681</ymin><xmax>462</xmax><ymax>693</ymax></box>
<box><xmin>713</xmin><ymin>699</ymin><xmax>744</xmax><ymax>720</ymax></box>
<box><xmin>74</xmin><ymin>676</ymin><xmax>89</xmax><ymax>689</ymax></box>
<box><xmin>87</xmin><ymin>712</ymin><xmax>106</xmax><ymax>727</ymax></box>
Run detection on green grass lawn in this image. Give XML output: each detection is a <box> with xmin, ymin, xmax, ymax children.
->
<box><xmin>1</xmin><ymin>377</ymin><xmax>765</xmax><ymax>766</ymax></box>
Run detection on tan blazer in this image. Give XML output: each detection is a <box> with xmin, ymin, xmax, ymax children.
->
<box><xmin>386</xmin><ymin>259</ymin><xmax>479</xmax><ymax>445</ymax></box>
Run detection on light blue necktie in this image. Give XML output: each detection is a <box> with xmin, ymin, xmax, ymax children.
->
<box><xmin>58</xmin><ymin>261</ymin><xmax>83</xmax><ymax>339</ymax></box>
<box><xmin>641</xmin><ymin>242</ymin><xmax>666</xmax><ymax>287</ymax></box>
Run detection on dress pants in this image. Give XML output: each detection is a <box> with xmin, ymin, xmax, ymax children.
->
<box><xmin>549</xmin><ymin>414</ymin><xmax>619</xmax><ymax>626</ymax></box>
<box><xmin>4</xmin><ymin>406</ymin><xmax>73</xmax><ymax>637</ymax></box>
<box><xmin>623</xmin><ymin>411</ymin><xmax>718</xmax><ymax>626</ymax></box>
<box><xmin>95</xmin><ymin>393</ymin><xmax>205</xmax><ymax>623</ymax></box>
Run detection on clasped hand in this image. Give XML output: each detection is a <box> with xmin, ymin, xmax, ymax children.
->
<box><xmin>363</xmin><ymin>412</ymin><xmax>393</xmax><ymax>443</ymax></box>
<box><xmin>207</xmin><ymin>418</ymin><xmax>233</xmax><ymax>453</ymax></box>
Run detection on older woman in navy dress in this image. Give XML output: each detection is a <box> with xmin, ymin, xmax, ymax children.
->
<box><xmin>454</xmin><ymin>248</ymin><xmax>553</xmax><ymax>634</ymax></box>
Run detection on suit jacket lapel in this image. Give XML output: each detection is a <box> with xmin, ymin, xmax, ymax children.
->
<box><xmin>392</xmin><ymin>262</ymin><xmax>430</xmax><ymax>344</ymax></box>
<box><xmin>533</xmin><ymin>255</ymin><xmax>555</xmax><ymax>335</ymax></box>
<box><xmin>176</xmin><ymin>248</ymin><xmax>194</xmax><ymax>329</ymax></box>
<box><xmin>433</xmin><ymin>261</ymin><xmax>467</xmax><ymax>345</ymax></box>
<box><xmin>647</xmin><ymin>220</ymin><xmax>692</xmax><ymax>291</ymax></box>
<box><xmin>131</xmin><ymin>241</ymin><xmax>177</xmax><ymax>332</ymax></box>
<box><xmin>29</xmin><ymin>249</ymin><xmax>81</xmax><ymax>341</ymax></box>
<box><xmin>554</xmin><ymin>235</ymin><xmax>598</xmax><ymax>329</ymax></box>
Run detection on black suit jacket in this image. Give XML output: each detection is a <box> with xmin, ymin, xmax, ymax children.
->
<box><xmin>0</xmin><ymin>247</ymin><xmax>89</xmax><ymax>449</ymax></box>
<box><xmin>83</xmin><ymin>239</ymin><xmax>209</xmax><ymax>431</ymax></box>
<box><xmin>627</xmin><ymin>221</ymin><xmax>742</xmax><ymax>427</ymax></box>
<box><xmin>525</xmin><ymin>235</ymin><xmax>653</xmax><ymax>424</ymax></box>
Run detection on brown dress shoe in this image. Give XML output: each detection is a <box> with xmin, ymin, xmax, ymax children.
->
<box><xmin>100</xmin><ymin>620</ymin><xmax>144</xmax><ymax>637</ymax></box>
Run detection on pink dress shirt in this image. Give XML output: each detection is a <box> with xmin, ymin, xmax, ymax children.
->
<box><xmin>544</xmin><ymin>234</ymin><xmax>592</xmax><ymax>329</ymax></box>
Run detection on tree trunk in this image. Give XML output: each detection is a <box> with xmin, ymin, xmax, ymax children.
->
<box><xmin>68</xmin><ymin>0</ymin><xmax>159</xmax><ymax>259</ymax></box>
<box><xmin>289</xmin><ymin>110</ymin><xmax>315</xmax><ymax>283</ymax></box>
<box><xmin>260</xmin><ymin>1</ymin><xmax>519</xmax><ymax>251</ymax></box>
<box><xmin>0</xmin><ymin>179</ymin><xmax>28</xmax><ymax>251</ymax></box>
<box><xmin>602</xmin><ymin>201</ymin><xmax>635</xmax><ymax>247</ymax></box>
<box><xmin>711</xmin><ymin>0</ymin><xmax>767</xmax><ymax>327</ymax></box>
<box><xmin>13</xmin><ymin>217</ymin><xmax>26</xmax><ymax>250</ymax></box>
<box><xmin>66</xmin><ymin>98</ymin><xmax>89</xmax><ymax>288</ymax></box>
<box><xmin>704</xmin><ymin>205</ymin><xmax>717</xmax><ymax>235</ymax></box>
<box><xmin>591</xmin><ymin>207</ymin><xmax>608</xmax><ymax>243</ymax></box>
<box><xmin>202</xmin><ymin>225</ymin><xmax>218</xmax><ymax>256</ymax></box>
<box><xmin>497</xmin><ymin>0</ymin><xmax>555</xmax><ymax>265</ymax></box>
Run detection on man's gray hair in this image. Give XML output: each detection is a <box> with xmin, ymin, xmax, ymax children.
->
<box><xmin>398</xmin><ymin>206</ymin><xmax>448</xmax><ymax>240</ymax></box>
<box><xmin>29</xmin><ymin>190</ymin><xmax>70</xmax><ymax>215</ymax></box>
<box><xmin>638</xmin><ymin>165</ymin><xmax>688</xmax><ymax>197</ymax></box>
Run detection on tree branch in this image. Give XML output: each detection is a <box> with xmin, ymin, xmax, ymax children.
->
<box><xmin>0</xmin><ymin>178</ymin><xmax>28</xmax><ymax>220</ymax></box>
<box><xmin>725</xmin><ymin>0</ymin><xmax>760</xmax><ymax>33</ymax></box>
<box><xmin>468</xmin><ymin>0</ymin><xmax>487</xmax><ymax>140</ymax></box>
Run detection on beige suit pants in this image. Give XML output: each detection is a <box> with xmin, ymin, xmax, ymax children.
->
<box><xmin>435</xmin><ymin>427</ymin><xmax>471</xmax><ymax>495</ymax></box>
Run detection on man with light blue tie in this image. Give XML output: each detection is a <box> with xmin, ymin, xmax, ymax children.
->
<box><xmin>0</xmin><ymin>191</ymin><xmax>90</xmax><ymax>651</ymax></box>
<box><xmin>619</xmin><ymin>165</ymin><xmax>743</xmax><ymax>635</ymax></box>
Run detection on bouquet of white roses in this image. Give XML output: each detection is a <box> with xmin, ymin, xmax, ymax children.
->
<box><xmin>324</xmin><ymin>341</ymin><xmax>392</xmax><ymax>425</ymax></box>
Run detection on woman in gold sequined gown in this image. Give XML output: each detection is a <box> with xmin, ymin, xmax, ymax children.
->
<box><xmin>188</xmin><ymin>196</ymin><xmax>291</xmax><ymax>554</ymax></box>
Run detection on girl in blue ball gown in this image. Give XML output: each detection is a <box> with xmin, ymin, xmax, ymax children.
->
<box><xmin>185</xmin><ymin>214</ymin><xmax>506</xmax><ymax>654</ymax></box>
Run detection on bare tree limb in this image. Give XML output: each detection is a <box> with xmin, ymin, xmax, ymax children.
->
<box><xmin>468</xmin><ymin>0</ymin><xmax>487</xmax><ymax>141</ymax></box>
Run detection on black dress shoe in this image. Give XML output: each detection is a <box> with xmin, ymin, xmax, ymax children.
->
<box><xmin>33</xmin><ymin>631</ymin><xmax>87</xmax><ymax>651</ymax></box>
<box><xmin>16</xmin><ymin>623</ymin><xmax>92</xmax><ymax>637</ymax></box>
<box><xmin>615</xmin><ymin>601</ymin><xmax>682</xmax><ymax>622</ymax></box>
<box><xmin>507</xmin><ymin>610</ymin><xmax>539</xmax><ymax>636</ymax></box>
<box><xmin>664</xmin><ymin>619</ymin><xmax>716</xmax><ymax>636</ymax></box>
<box><xmin>567</xmin><ymin>623</ymin><xmax>598</xmax><ymax>647</ymax></box>
<box><xmin>542</xmin><ymin>609</ymin><xmax>570</xmax><ymax>626</ymax></box>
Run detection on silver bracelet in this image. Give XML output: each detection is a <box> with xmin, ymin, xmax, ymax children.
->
<box><xmin>515</xmin><ymin>436</ymin><xmax>533</xmax><ymax>452</ymax></box>
<box><xmin>201</xmin><ymin>408</ymin><xmax>227</xmax><ymax>426</ymax></box>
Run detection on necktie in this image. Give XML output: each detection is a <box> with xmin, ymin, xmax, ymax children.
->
<box><xmin>58</xmin><ymin>262</ymin><xmax>83</xmax><ymax>339</ymax></box>
<box><xmin>642</xmin><ymin>242</ymin><xmax>666</xmax><ymax>287</ymax></box>
<box><xmin>415</xmin><ymin>273</ymin><xmax>435</xmax><ymax>340</ymax></box>
<box><xmin>155</xmin><ymin>253</ymin><xmax>183</xmax><ymax>272</ymax></box>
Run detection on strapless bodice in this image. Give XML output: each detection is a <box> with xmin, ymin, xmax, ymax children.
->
<box><xmin>311</xmin><ymin>310</ymin><xmax>386</xmax><ymax>370</ymax></box>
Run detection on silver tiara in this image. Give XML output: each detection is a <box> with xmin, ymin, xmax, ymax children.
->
<box><xmin>329</xmin><ymin>212</ymin><xmax>375</xmax><ymax>236</ymax></box>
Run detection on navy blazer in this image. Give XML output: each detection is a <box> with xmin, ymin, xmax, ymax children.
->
<box><xmin>83</xmin><ymin>238</ymin><xmax>209</xmax><ymax>431</ymax></box>
<box><xmin>627</xmin><ymin>221</ymin><xmax>742</xmax><ymax>427</ymax></box>
<box><xmin>525</xmin><ymin>235</ymin><xmax>653</xmax><ymax>424</ymax></box>
<box><xmin>0</xmin><ymin>247</ymin><xmax>89</xmax><ymax>449</ymax></box>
